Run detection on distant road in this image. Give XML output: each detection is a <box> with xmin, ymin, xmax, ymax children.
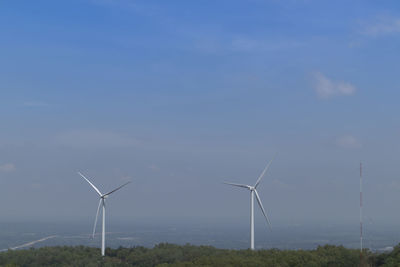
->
<box><xmin>0</xmin><ymin>235</ymin><xmax>58</xmax><ymax>252</ymax></box>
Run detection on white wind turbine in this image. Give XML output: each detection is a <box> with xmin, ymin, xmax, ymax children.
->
<box><xmin>78</xmin><ymin>172</ymin><xmax>130</xmax><ymax>256</ymax></box>
<box><xmin>224</xmin><ymin>157</ymin><xmax>275</xmax><ymax>250</ymax></box>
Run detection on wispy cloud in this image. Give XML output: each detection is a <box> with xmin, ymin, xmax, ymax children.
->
<box><xmin>312</xmin><ymin>72</ymin><xmax>356</xmax><ymax>98</ymax></box>
<box><xmin>230</xmin><ymin>37</ymin><xmax>305</xmax><ymax>52</ymax></box>
<box><xmin>90</xmin><ymin>0</ymin><xmax>161</xmax><ymax>17</ymax></box>
<box><xmin>148</xmin><ymin>164</ymin><xmax>159</xmax><ymax>171</ymax></box>
<box><xmin>193</xmin><ymin>35</ymin><xmax>306</xmax><ymax>54</ymax></box>
<box><xmin>23</xmin><ymin>101</ymin><xmax>49</xmax><ymax>107</ymax></box>
<box><xmin>55</xmin><ymin>130</ymin><xmax>140</xmax><ymax>148</ymax></box>
<box><xmin>335</xmin><ymin>135</ymin><xmax>362</xmax><ymax>149</ymax></box>
<box><xmin>271</xmin><ymin>178</ymin><xmax>291</xmax><ymax>190</ymax></box>
<box><xmin>31</xmin><ymin>183</ymin><xmax>43</xmax><ymax>190</ymax></box>
<box><xmin>0</xmin><ymin>163</ymin><xmax>16</xmax><ymax>172</ymax></box>
<box><xmin>362</xmin><ymin>16</ymin><xmax>400</xmax><ymax>37</ymax></box>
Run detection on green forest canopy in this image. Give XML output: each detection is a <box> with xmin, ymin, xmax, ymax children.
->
<box><xmin>1</xmin><ymin>243</ymin><xmax>400</xmax><ymax>267</ymax></box>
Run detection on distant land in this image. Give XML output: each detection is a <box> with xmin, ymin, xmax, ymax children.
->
<box><xmin>0</xmin><ymin>221</ymin><xmax>399</xmax><ymax>253</ymax></box>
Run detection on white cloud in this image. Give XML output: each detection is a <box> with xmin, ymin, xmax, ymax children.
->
<box><xmin>362</xmin><ymin>16</ymin><xmax>400</xmax><ymax>37</ymax></box>
<box><xmin>0</xmin><ymin>163</ymin><xmax>16</xmax><ymax>172</ymax></box>
<box><xmin>312</xmin><ymin>72</ymin><xmax>356</xmax><ymax>98</ymax></box>
<box><xmin>335</xmin><ymin>135</ymin><xmax>362</xmax><ymax>149</ymax></box>
<box><xmin>55</xmin><ymin>130</ymin><xmax>139</xmax><ymax>148</ymax></box>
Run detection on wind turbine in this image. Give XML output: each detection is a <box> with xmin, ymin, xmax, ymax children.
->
<box><xmin>224</xmin><ymin>156</ymin><xmax>275</xmax><ymax>250</ymax></box>
<box><xmin>78</xmin><ymin>172</ymin><xmax>130</xmax><ymax>256</ymax></box>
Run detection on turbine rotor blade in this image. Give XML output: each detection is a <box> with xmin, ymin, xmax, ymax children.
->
<box><xmin>223</xmin><ymin>182</ymin><xmax>250</xmax><ymax>189</ymax></box>
<box><xmin>254</xmin><ymin>189</ymin><xmax>272</xmax><ymax>229</ymax></box>
<box><xmin>78</xmin><ymin>172</ymin><xmax>102</xmax><ymax>196</ymax></box>
<box><xmin>92</xmin><ymin>199</ymin><xmax>102</xmax><ymax>238</ymax></box>
<box><xmin>254</xmin><ymin>154</ymin><xmax>277</xmax><ymax>188</ymax></box>
<box><xmin>102</xmin><ymin>181</ymin><xmax>131</xmax><ymax>197</ymax></box>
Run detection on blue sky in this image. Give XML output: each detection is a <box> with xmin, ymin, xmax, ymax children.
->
<box><xmin>1</xmin><ymin>0</ymin><xmax>400</xmax><ymax>227</ymax></box>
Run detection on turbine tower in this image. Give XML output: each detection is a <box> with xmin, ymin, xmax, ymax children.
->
<box><xmin>224</xmin><ymin>156</ymin><xmax>275</xmax><ymax>250</ymax></box>
<box><xmin>78</xmin><ymin>172</ymin><xmax>130</xmax><ymax>256</ymax></box>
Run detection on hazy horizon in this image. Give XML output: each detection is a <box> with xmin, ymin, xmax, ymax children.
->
<box><xmin>0</xmin><ymin>220</ymin><xmax>398</xmax><ymax>252</ymax></box>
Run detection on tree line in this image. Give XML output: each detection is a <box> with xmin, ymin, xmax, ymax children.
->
<box><xmin>1</xmin><ymin>243</ymin><xmax>400</xmax><ymax>266</ymax></box>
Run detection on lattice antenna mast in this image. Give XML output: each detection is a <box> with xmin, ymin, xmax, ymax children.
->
<box><xmin>360</xmin><ymin>162</ymin><xmax>363</xmax><ymax>252</ymax></box>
